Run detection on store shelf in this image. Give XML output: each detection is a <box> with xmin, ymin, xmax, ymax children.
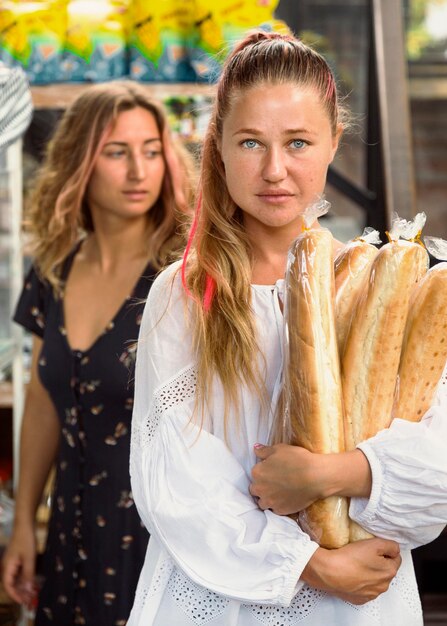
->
<box><xmin>31</xmin><ymin>82</ymin><xmax>215</xmax><ymax>109</ymax></box>
<box><xmin>409</xmin><ymin>77</ymin><xmax>447</xmax><ymax>101</ymax></box>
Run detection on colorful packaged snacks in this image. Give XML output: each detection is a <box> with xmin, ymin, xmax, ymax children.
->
<box><xmin>129</xmin><ymin>0</ymin><xmax>195</xmax><ymax>82</ymax></box>
<box><xmin>0</xmin><ymin>1</ymin><xmax>66</xmax><ymax>84</ymax></box>
<box><xmin>61</xmin><ymin>0</ymin><xmax>129</xmax><ymax>82</ymax></box>
<box><xmin>189</xmin><ymin>0</ymin><xmax>290</xmax><ymax>82</ymax></box>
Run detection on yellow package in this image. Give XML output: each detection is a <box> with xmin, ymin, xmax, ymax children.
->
<box><xmin>130</xmin><ymin>0</ymin><xmax>195</xmax><ymax>81</ymax></box>
<box><xmin>190</xmin><ymin>0</ymin><xmax>290</xmax><ymax>82</ymax></box>
<box><xmin>62</xmin><ymin>0</ymin><xmax>129</xmax><ymax>81</ymax></box>
<box><xmin>0</xmin><ymin>0</ymin><xmax>66</xmax><ymax>83</ymax></box>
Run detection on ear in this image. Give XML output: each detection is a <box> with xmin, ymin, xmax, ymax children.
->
<box><xmin>330</xmin><ymin>123</ymin><xmax>343</xmax><ymax>162</ymax></box>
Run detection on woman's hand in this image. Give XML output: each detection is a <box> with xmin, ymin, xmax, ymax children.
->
<box><xmin>249</xmin><ymin>443</ymin><xmax>372</xmax><ymax>515</ymax></box>
<box><xmin>1</xmin><ymin>524</ymin><xmax>37</xmax><ymax>606</ymax></box>
<box><xmin>301</xmin><ymin>538</ymin><xmax>402</xmax><ymax>605</ymax></box>
<box><xmin>250</xmin><ymin>444</ymin><xmax>324</xmax><ymax>514</ymax></box>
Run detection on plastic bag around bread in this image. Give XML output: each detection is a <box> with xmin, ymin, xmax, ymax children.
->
<box><xmin>334</xmin><ymin>228</ymin><xmax>381</xmax><ymax>357</ymax></box>
<box><xmin>392</xmin><ymin>237</ymin><xmax>447</xmax><ymax>423</ymax></box>
<box><xmin>341</xmin><ymin>233</ymin><xmax>429</xmax><ymax>452</ymax></box>
<box><xmin>278</xmin><ymin>199</ymin><xmax>350</xmax><ymax>549</ymax></box>
<box><xmin>341</xmin><ymin>214</ymin><xmax>429</xmax><ymax>542</ymax></box>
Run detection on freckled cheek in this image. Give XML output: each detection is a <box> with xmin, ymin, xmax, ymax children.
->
<box><xmin>297</xmin><ymin>158</ymin><xmax>328</xmax><ymax>186</ymax></box>
<box><xmin>234</xmin><ymin>161</ymin><xmax>259</xmax><ymax>186</ymax></box>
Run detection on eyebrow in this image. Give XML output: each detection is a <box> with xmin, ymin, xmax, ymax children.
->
<box><xmin>233</xmin><ymin>127</ymin><xmax>316</xmax><ymax>136</ymax></box>
<box><xmin>103</xmin><ymin>138</ymin><xmax>162</xmax><ymax>147</ymax></box>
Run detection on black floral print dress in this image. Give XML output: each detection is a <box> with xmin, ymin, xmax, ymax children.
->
<box><xmin>13</xmin><ymin>246</ymin><xmax>157</xmax><ymax>625</ymax></box>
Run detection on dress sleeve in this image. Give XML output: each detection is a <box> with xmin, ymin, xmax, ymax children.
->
<box><xmin>13</xmin><ymin>264</ymin><xmax>50</xmax><ymax>338</ymax></box>
<box><xmin>349</xmin><ymin>359</ymin><xmax>447</xmax><ymax>549</ymax></box>
<box><xmin>130</xmin><ymin>263</ymin><xmax>319</xmax><ymax>607</ymax></box>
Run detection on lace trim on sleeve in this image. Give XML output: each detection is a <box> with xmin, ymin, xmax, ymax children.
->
<box><xmin>132</xmin><ymin>365</ymin><xmax>197</xmax><ymax>452</ymax></box>
<box><xmin>245</xmin><ymin>586</ymin><xmax>325</xmax><ymax>624</ymax></box>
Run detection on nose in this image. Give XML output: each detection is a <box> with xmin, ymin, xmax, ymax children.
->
<box><xmin>128</xmin><ymin>154</ymin><xmax>145</xmax><ymax>181</ymax></box>
<box><xmin>262</xmin><ymin>146</ymin><xmax>287</xmax><ymax>182</ymax></box>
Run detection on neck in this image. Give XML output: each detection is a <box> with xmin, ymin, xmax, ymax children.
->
<box><xmin>247</xmin><ymin>219</ymin><xmax>317</xmax><ymax>285</ymax></box>
<box><xmin>83</xmin><ymin>217</ymin><xmax>150</xmax><ymax>271</ymax></box>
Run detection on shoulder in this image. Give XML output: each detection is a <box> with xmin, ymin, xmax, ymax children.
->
<box><xmin>142</xmin><ymin>260</ymin><xmax>188</xmax><ymax>329</ymax></box>
<box><xmin>148</xmin><ymin>260</ymin><xmax>184</xmax><ymax>307</ymax></box>
<box><xmin>13</xmin><ymin>263</ymin><xmax>54</xmax><ymax>336</ymax></box>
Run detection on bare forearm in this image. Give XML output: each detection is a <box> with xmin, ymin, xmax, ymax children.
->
<box><xmin>322</xmin><ymin>449</ymin><xmax>372</xmax><ymax>500</ymax></box>
<box><xmin>13</xmin><ymin>400</ymin><xmax>60</xmax><ymax>528</ymax></box>
<box><xmin>251</xmin><ymin>444</ymin><xmax>372</xmax><ymax>515</ymax></box>
<box><xmin>13</xmin><ymin>337</ymin><xmax>60</xmax><ymax>528</ymax></box>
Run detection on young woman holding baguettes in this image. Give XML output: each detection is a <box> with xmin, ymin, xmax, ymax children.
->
<box><xmin>128</xmin><ymin>31</ymin><xmax>447</xmax><ymax>626</ymax></box>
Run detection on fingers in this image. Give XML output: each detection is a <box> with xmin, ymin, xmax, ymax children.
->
<box><xmin>21</xmin><ymin>553</ymin><xmax>36</xmax><ymax>590</ymax></box>
<box><xmin>2</xmin><ymin>558</ymin><xmax>25</xmax><ymax>604</ymax></box>
<box><xmin>248</xmin><ymin>482</ymin><xmax>259</xmax><ymax>499</ymax></box>
<box><xmin>357</xmin><ymin>537</ymin><xmax>401</xmax><ymax>560</ymax></box>
<box><xmin>253</xmin><ymin>443</ymin><xmax>273</xmax><ymax>460</ymax></box>
<box><xmin>2</xmin><ymin>553</ymin><xmax>36</xmax><ymax>606</ymax></box>
<box><xmin>377</xmin><ymin>539</ymin><xmax>401</xmax><ymax>560</ymax></box>
<box><xmin>248</xmin><ymin>483</ymin><xmax>268</xmax><ymax>510</ymax></box>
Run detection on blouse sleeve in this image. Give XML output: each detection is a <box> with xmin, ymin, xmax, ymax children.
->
<box><xmin>13</xmin><ymin>264</ymin><xmax>50</xmax><ymax>338</ymax></box>
<box><xmin>130</xmin><ymin>263</ymin><xmax>319</xmax><ymax>607</ymax></box>
<box><xmin>349</xmin><ymin>360</ymin><xmax>447</xmax><ymax>549</ymax></box>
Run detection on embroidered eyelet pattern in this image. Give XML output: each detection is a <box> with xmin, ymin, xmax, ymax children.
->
<box><xmin>246</xmin><ymin>586</ymin><xmax>325</xmax><ymax>624</ymax></box>
<box><xmin>148</xmin><ymin>558</ymin><xmax>174</xmax><ymax>599</ymax></box>
<box><xmin>132</xmin><ymin>367</ymin><xmax>197</xmax><ymax>451</ymax></box>
<box><xmin>390</xmin><ymin>568</ymin><xmax>422</xmax><ymax>616</ymax></box>
<box><xmin>132</xmin><ymin>559</ymin><xmax>175</xmax><ymax>612</ymax></box>
<box><xmin>132</xmin><ymin>584</ymin><xmax>149</xmax><ymax>612</ymax></box>
<box><xmin>167</xmin><ymin>568</ymin><xmax>229</xmax><ymax>623</ymax></box>
<box><xmin>344</xmin><ymin>597</ymin><xmax>380</xmax><ymax>621</ymax></box>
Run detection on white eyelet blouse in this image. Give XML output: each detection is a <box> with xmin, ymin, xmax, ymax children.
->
<box><xmin>128</xmin><ymin>261</ymin><xmax>447</xmax><ymax>626</ymax></box>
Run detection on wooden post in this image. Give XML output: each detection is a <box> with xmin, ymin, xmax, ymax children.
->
<box><xmin>372</xmin><ymin>0</ymin><xmax>417</xmax><ymax>223</ymax></box>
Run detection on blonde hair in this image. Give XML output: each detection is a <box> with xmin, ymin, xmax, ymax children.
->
<box><xmin>26</xmin><ymin>81</ymin><xmax>196</xmax><ymax>291</ymax></box>
<box><xmin>182</xmin><ymin>30</ymin><xmax>347</xmax><ymax>422</ymax></box>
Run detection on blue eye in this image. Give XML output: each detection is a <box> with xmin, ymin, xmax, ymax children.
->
<box><xmin>242</xmin><ymin>139</ymin><xmax>259</xmax><ymax>149</ymax></box>
<box><xmin>291</xmin><ymin>139</ymin><xmax>306</xmax><ymax>149</ymax></box>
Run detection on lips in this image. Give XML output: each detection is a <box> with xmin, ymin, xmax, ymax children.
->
<box><xmin>256</xmin><ymin>190</ymin><xmax>294</xmax><ymax>203</ymax></box>
<box><xmin>122</xmin><ymin>190</ymin><xmax>148</xmax><ymax>200</ymax></box>
<box><xmin>256</xmin><ymin>189</ymin><xmax>294</xmax><ymax>196</ymax></box>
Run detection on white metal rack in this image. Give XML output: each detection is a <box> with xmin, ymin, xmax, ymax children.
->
<box><xmin>0</xmin><ymin>139</ymin><xmax>24</xmax><ymax>487</ymax></box>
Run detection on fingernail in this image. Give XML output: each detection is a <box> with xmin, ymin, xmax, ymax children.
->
<box><xmin>254</xmin><ymin>443</ymin><xmax>265</xmax><ymax>449</ymax></box>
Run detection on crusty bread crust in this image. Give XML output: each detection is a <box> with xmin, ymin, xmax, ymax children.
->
<box><xmin>341</xmin><ymin>240</ymin><xmax>428</xmax><ymax>542</ymax></box>
<box><xmin>341</xmin><ymin>241</ymin><xmax>428</xmax><ymax>451</ymax></box>
<box><xmin>392</xmin><ymin>262</ymin><xmax>447</xmax><ymax>422</ymax></box>
<box><xmin>333</xmin><ymin>240</ymin><xmax>378</xmax><ymax>543</ymax></box>
<box><xmin>334</xmin><ymin>241</ymin><xmax>379</xmax><ymax>357</ymax></box>
<box><xmin>285</xmin><ymin>228</ymin><xmax>349</xmax><ymax>548</ymax></box>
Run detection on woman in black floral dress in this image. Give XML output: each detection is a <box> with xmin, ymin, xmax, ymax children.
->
<box><xmin>2</xmin><ymin>82</ymin><xmax>196</xmax><ymax>625</ymax></box>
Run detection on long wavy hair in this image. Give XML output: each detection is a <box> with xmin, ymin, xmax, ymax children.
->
<box><xmin>26</xmin><ymin>81</ymin><xmax>196</xmax><ymax>292</ymax></box>
<box><xmin>182</xmin><ymin>30</ymin><xmax>347</xmax><ymax>422</ymax></box>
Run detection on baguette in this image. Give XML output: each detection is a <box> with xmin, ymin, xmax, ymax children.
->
<box><xmin>341</xmin><ymin>240</ymin><xmax>428</xmax><ymax>542</ymax></box>
<box><xmin>392</xmin><ymin>262</ymin><xmax>447</xmax><ymax>422</ymax></box>
<box><xmin>334</xmin><ymin>241</ymin><xmax>379</xmax><ymax>357</ymax></box>
<box><xmin>285</xmin><ymin>228</ymin><xmax>349</xmax><ymax>549</ymax></box>
<box><xmin>342</xmin><ymin>240</ymin><xmax>429</xmax><ymax>450</ymax></box>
